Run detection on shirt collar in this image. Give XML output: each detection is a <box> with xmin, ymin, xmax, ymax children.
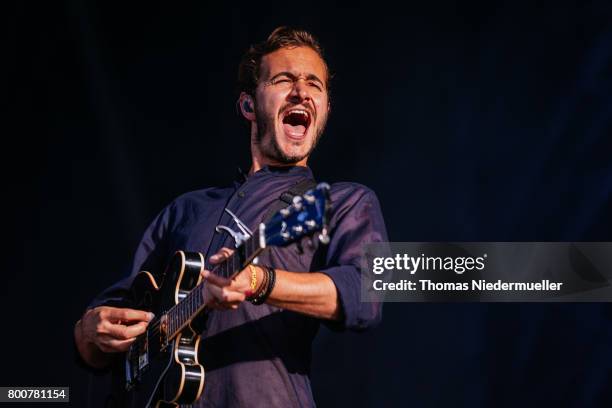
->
<box><xmin>236</xmin><ymin>166</ymin><xmax>313</xmax><ymax>182</ymax></box>
<box><xmin>235</xmin><ymin>165</ymin><xmax>313</xmax><ymax>183</ymax></box>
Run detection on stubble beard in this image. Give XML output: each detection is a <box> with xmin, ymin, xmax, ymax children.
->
<box><xmin>254</xmin><ymin>106</ymin><xmax>326</xmax><ymax>165</ymax></box>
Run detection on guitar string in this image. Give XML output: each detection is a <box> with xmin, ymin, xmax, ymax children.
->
<box><xmin>142</xmin><ymin>238</ymin><xmax>253</xmax><ymax>342</ymax></box>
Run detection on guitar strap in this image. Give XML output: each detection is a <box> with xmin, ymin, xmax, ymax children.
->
<box><xmin>206</xmin><ymin>177</ymin><xmax>317</xmax><ymax>265</ymax></box>
<box><xmin>262</xmin><ymin>178</ymin><xmax>318</xmax><ymax>223</ymax></box>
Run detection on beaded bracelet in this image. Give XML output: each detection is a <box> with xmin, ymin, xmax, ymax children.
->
<box><xmin>251</xmin><ymin>266</ymin><xmax>276</xmax><ymax>305</ymax></box>
<box><xmin>250</xmin><ymin>267</ymin><xmax>269</xmax><ymax>305</ymax></box>
<box><xmin>247</xmin><ymin>265</ymin><xmax>267</xmax><ymax>302</ymax></box>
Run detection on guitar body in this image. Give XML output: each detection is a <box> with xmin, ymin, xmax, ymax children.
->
<box><xmin>109</xmin><ymin>251</ymin><xmax>206</xmax><ymax>408</ymax></box>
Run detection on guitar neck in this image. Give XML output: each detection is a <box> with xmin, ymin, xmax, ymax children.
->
<box><xmin>211</xmin><ymin>233</ymin><xmax>264</xmax><ymax>279</ymax></box>
<box><xmin>165</xmin><ymin>233</ymin><xmax>264</xmax><ymax>340</ymax></box>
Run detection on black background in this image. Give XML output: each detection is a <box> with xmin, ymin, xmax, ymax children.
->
<box><xmin>5</xmin><ymin>0</ymin><xmax>612</xmax><ymax>406</ymax></box>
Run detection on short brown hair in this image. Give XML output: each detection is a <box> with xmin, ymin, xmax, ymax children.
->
<box><xmin>237</xmin><ymin>26</ymin><xmax>330</xmax><ymax>97</ymax></box>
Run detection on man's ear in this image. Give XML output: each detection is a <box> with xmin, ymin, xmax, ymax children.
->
<box><xmin>238</xmin><ymin>92</ymin><xmax>256</xmax><ymax>121</ymax></box>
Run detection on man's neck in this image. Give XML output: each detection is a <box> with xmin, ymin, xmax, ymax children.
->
<box><xmin>249</xmin><ymin>154</ymin><xmax>308</xmax><ymax>175</ymax></box>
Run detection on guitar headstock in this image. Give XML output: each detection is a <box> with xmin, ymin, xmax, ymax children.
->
<box><xmin>262</xmin><ymin>183</ymin><xmax>331</xmax><ymax>247</ymax></box>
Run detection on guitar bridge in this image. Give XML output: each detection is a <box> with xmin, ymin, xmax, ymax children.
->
<box><xmin>125</xmin><ymin>334</ymin><xmax>149</xmax><ymax>389</ymax></box>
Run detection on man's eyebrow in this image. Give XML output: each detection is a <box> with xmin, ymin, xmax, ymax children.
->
<box><xmin>268</xmin><ymin>71</ymin><xmax>325</xmax><ymax>86</ymax></box>
<box><xmin>305</xmin><ymin>74</ymin><xmax>325</xmax><ymax>85</ymax></box>
<box><xmin>269</xmin><ymin>71</ymin><xmax>296</xmax><ymax>81</ymax></box>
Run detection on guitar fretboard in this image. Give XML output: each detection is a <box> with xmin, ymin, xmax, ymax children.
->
<box><xmin>165</xmin><ymin>233</ymin><xmax>263</xmax><ymax>339</ymax></box>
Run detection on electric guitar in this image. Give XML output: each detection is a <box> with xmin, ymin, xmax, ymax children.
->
<box><xmin>109</xmin><ymin>183</ymin><xmax>331</xmax><ymax>407</ymax></box>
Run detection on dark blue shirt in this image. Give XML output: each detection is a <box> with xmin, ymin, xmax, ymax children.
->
<box><xmin>90</xmin><ymin>165</ymin><xmax>388</xmax><ymax>407</ymax></box>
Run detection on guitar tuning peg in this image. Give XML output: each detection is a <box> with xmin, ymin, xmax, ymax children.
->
<box><xmin>304</xmin><ymin>193</ymin><xmax>315</xmax><ymax>204</ymax></box>
<box><xmin>316</xmin><ymin>182</ymin><xmax>331</xmax><ymax>191</ymax></box>
<box><xmin>318</xmin><ymin>227</ymin><xmax>330</xmax><ymax>245</ymax></box>
<box><xmin>292</xmin><ymin>195</ymin><xmax>303</xmax><ymax>210</ymax></box>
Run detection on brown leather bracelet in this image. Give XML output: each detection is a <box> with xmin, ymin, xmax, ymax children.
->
<box><xmin>251</xmin><ymin>266</ymin><xmax>275</xmax><ymax>305</ymax></box>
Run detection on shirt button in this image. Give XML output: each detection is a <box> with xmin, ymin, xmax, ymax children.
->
<box><xmin>238</xmin><ymin>191</ymin><xmax>245</xmax><ymax>198</ymax></box>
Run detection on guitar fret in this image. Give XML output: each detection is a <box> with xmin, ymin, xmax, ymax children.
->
<box><xmin>248</xmin><ymin>237</ymin><xmax>255</xmax><ymax>257</ymax></box>
<box><xmin>197</xmin><ymin>286</ymin><xmax>202</xmax><ymax>305</ymax></box>
<box><xmin>238</xmin><ymin>245</ymin><xmax>245</xmax><ymax>268</ymax></box>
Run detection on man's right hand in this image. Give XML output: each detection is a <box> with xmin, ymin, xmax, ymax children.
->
<box><xmin>74</xmin><ymin>306</ymin><xmax>154</xmax><ymax>368</ymax></box>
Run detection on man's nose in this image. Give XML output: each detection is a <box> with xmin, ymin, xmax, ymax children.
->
<box><xmin>288</xmin><ymin>79</ymin><xmax>310</xmax><ymax>102</ymax></box>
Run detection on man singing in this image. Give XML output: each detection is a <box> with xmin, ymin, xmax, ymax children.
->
<box><xmin>75</xmin><ymin>27</ymin><xmax>388</xmax><ymax>407</ymax></box>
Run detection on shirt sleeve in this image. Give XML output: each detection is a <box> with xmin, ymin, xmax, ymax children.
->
<box><xmin>87</xmin><ymin>201</ymin><xmax>176</xmax><ymax>310</ymax></box>
<box><xmin>319</xmin><ymin>188</ymin><xmax>388</xmax><ymax>332</ymax></box>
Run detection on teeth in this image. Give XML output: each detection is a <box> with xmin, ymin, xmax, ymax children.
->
<box><xmin>287</xmin><ymin>109</ymin><xmax>309</xmax><ymax>118</ymax></box>
<box><xmin>283</xmin><ymin>109</ymin><xmax>311</xmax><ymax>128</ymax></box>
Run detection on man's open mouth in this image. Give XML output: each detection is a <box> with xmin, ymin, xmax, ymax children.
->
<box><xmin>282</xmin><ymin>109</ymin><xmax>311</xmax><ymax>138</ymax></box>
